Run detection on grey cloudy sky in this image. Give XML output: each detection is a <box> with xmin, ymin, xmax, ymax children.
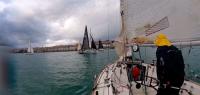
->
<box><xmin>0</xmin><ymin>0</ymin><xmax>120</xmax><ymax>47</ymax></box>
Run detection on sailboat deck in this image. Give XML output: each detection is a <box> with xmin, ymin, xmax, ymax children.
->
<box><xmin>92</xmin><ymin>60</ymin><xmax>200</xmax><ymax>95</ymax></box>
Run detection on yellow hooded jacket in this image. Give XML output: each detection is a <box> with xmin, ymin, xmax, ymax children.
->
<box><xmin>154</xmin><ymin>33</ymin><xmax>172</xmax><ymax>46</ymax></box>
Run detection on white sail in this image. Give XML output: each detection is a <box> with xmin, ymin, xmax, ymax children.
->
<box><xmin>77</xmin><ymin>42</ymin><xmax>81</xmax><ymax>51</ymax></box>
<box><xmin>115</xmin><ymin>0</ymin><xmax>200</xmax><ymax>56</ymax></box>
<box><xmin>114</xmin><ymin>0</ymin><xmax>127</xmax><ymax>57</ymax></box>
<box><xmin>121</xmin><ymin>0</ymin><xmax>200</xmax><ymax>42</ymax></box>
<box><xmin>27</xmin><ymin>40</ymin><xmax>34</xmax><ymax>53</ymax></box>
<box><xmin>30</xmin><ymin>48</ymin><xmax>34</xmax><ymax>53</ymax></box>
<box><xmin>92</xmin><ymin>0</ymin><xmax>200</xmax><ymax>95</ymax></box>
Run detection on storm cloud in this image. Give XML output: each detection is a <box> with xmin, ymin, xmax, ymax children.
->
<box><xmin>0</xmin><ymin>0</ymin><xmax>120</xmax><ymax>47</ymax></box>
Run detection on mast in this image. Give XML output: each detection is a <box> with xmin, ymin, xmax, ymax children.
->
<box><xmin>81</xmin><ymin>25</ymin><xmax>90</xmax><ymax>50</ymax></box>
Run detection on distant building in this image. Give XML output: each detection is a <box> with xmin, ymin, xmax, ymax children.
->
<box><xmin>12</xmin><ymin>45</ymin><xmax>77</xmax><ymax>53</ymax></box>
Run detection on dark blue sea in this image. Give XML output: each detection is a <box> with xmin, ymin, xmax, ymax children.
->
<box><xmin>2</xmin><ymin>47</ymin><xmax>200</xmax><ymax>95</ymax></box>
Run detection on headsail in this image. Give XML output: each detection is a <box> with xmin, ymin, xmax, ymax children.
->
<box><xmin>115</xmin><ymin>0</ymin><xmax>200</xmax><ymax>56</ymax></box>
<box><xmin>92</xmin><ymin>0</ymin><xmax>200</xmax><ymax>95</ymax></box>
<box><xmin>81</xmin><ymin>26</ymin><xmax>90</xmax><ymax>50</ymax></box>
<box><xmin>90</xmin><ymin>33</ymin><xmax>97</xmax><ymax>49</ymax></box>
<box><xmin>120</xmin><ymin>0</ymin><xmax>200</xmax><ymax>42</ymax></box>
<box><xmin>27</xmin><ymin>40</ymin><xmax>34</xmax><ymax>53</ymax></box>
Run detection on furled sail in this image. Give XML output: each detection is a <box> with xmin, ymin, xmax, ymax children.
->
<box><xmin>81</xmin><ymin>26</ymin><xmax>90</xmax><ymax>50</ymax></box>
<box><xmin>114</xmin><ymin>0</ymin><xmax>128</xmax><ymax>56</ymax></box>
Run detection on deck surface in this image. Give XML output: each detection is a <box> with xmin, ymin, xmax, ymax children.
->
<box><xmin>92</xmin><ymin>61</ymin><xmax>200</xmax><ymax>95</ymax></box>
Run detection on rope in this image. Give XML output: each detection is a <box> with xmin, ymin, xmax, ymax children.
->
<box><xmin>93</xmin><ymin>61</ymin><xmax>125</xmax><ymax>91</ymax></box>
<box><xmin>93</xmin><ymin>65</ymin><xmax>111</xmax><ymax>90</ymax></box>
<box><xmin>110</xmin><ymin>64</ymin><xmax>131</xmax><ymax>93</ymax></box>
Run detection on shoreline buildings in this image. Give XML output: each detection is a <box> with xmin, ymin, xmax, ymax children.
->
<box><xmin>12</xmin><ymin>40</ymin><xmax>115</xmax><ymax>53</ymax></box>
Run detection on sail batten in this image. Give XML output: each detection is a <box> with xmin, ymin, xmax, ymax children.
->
<box><xmin>120</xmin><ymin>0</ymin><xmax>200</xmax><ymax>42</ymax></box>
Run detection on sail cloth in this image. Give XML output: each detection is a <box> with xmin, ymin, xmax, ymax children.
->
<box><xmin>120</xmin><ymin>0</ymin><xmax>200</xmax><ymax>42</ymax></box>
<box><xmin>145</xmin><ymin>17</ymin><xmax>169</xmax><ymax>36</ymax></box>
<box><xmin>28</xmin><ymin>40</ymin><xmax>34</xmax><ymax>53</ymax></box>
<box><xmin>115</xmin><ymin>0</ymin><xmax>200</xmax><ymax>56</ymax></box>
<box><xmin>90</xmin><ymin>34</ymin><xmax>97</xmax><ymax>49</ymax></box>
<box><xmin>114</xmin><ymin>41</ymin><xmax>126</xmax><ymax>56</ymax></box>
<box><xmin>114</xmin><ymin>6</ymin><xmax>127</xmax><ymax>56</ymax></box>
<box><xmin>81</xmin><ymin>26</ymin><xmax>90</xmax><ymax>50</ymax></box>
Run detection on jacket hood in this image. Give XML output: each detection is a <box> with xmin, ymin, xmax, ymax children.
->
<box><xmin>154</xmin><ymin>33</ymin><xmax>172</xmax><ymax>46</ymax></box>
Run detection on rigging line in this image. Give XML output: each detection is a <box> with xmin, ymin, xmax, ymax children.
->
<box><xmin>112</xmin><ymin>69</ymin><xmax>129</xmax><ymax>86</ymax></box>
<box><xmin>140</xmin><ymin>63</ymin><xmax>148</xmax><ymax>95</ymax></box>
<box><xmin>111</xmin><ymin>80</ymin><xmax>129</xmax><ymax>92</ymax></box>
<box><xmin>145</xmin><ymin>47</ymin><xmax>147</xmax><ymax>59</ymax></box>
<box><xmin>107</xmin><ymin>25</ymin><xmax>110</xmax><ymax>62</ymax></box>
<box><xmin>125</xmin><ymin>61</ymin><xmax>134</xmax><ymax>95</ymax></box>
<box><xmin>103</xmin><ymin>81</ymin><xmax>105</xmax><ymax>95</ymax></box>
<box><xmin>108</xmin><ymin>84</ymin><xmax>110</xmax><ymax>95</ymax></box>
<box><xmin>111</xmin><ymin>77</ymin><xmax>129</xmax><ymax>90</ymax></box>
<box><xmin>106</xmin><ymin>0</ymin><xmax>110</xmax><ymax>63</ymax></box>
<box><xmin>94</xmin><ymin>64</ymin><xmax>112</xmax><ymax>88</ymax></box>
<box><xmin>188</xmin><ymin>40</ymin><xmax>192</xmax><ymax>55</ymax></box>
<box><xmin>112</xmin><ymin>71</ymin><xmax>127</xmax><ymax>85</ymax></box>
<box><xmin>94</xmin><ymin>63</ymin><xmax>119</xmax><ymax>90</ymax></box>
<box><xmin>138</xmin><ymin>46</ymin><xmax>142</xmax><ymax>60</ymax></box>
<box><xmin>179</xmin><ymin>40</ymin><xmax>183</xmax><ymax>50</ymax></box>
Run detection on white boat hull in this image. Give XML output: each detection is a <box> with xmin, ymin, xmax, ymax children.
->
<box><xmin>92</xmin><ymin>59</ymin><xmax>200</xmax><ymax>95</ymax></box>
<box><xmin>25</xmin><ymin>53</ymin><xmax>34</xmax><ymax>55</ymax></box>
<box><xmin>78</xmin><ymin>49</ymin><xmax>97</xmax><ymax>54</ymax></box>
<box><xmin>98</xmin><ymin>49</ymin><xmax>104</xmax><ymax>51</ymax></box>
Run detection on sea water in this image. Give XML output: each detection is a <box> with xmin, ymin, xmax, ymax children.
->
<box><xmin>3</xmin><ymin>47</ymin><xmax>200</xmax><ymax>95</ymax></box>
<box><xmin>7</xmin><ymin>49</ymin><xmax>117</xmax><ymax>95</ymax></box>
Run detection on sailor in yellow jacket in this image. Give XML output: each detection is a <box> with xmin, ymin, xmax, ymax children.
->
<box><xmin>154</xmin><ymin>33</ymin><xmax>185</xmax><ymax>95</ymax></box>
